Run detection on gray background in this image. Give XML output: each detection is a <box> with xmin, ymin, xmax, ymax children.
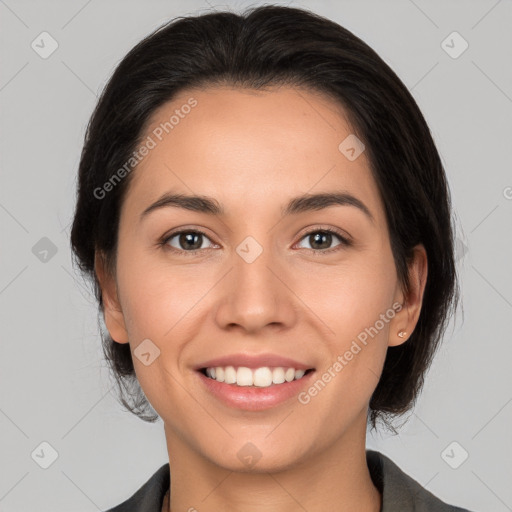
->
<box><xmin>1</xmin><ymin>0</ymin><xmax>511</xmax><ymax>511</ymax></box>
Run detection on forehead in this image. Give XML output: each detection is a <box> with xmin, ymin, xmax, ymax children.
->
<box><xmin>123</xmin><ymin>85</ymin><xmax>385</xmax><ymax>227</ymax></box>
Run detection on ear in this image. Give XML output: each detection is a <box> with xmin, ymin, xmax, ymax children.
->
<box><xmin>389</xmin><ymin>244</ymin><xmax>428</xmax><ymax>347</ymax></box>
<box><xmin>94</xmin><ymin>251</ymin><xmax>129</xmax><ymax>344</ymax></box>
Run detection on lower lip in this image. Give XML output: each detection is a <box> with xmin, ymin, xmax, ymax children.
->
<box><xmin>196</xmin><ymin>370</ymin><xmax>315</xmax><ymax>411</ymax></box>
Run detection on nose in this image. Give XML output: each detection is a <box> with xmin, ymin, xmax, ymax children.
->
<box><xmin>213</xmin><ymin>240</ymin><xmax>297</xmax><ymax>334</ymax></box>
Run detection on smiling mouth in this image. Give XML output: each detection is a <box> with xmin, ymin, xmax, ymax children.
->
<box><xmin>198</xmin><ymin>366</ymin><xmax>315</xmax><ymax>387</ymax></box>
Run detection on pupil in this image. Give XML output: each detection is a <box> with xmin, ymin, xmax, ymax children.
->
<box><xmin>181</xmin><ymin>232</ymin><xmax>202</xmax><ymax>250</ymax></box>
<box><xmin>311</xmin><ymin>232</ymin><xmax>331</xmax><ymax>250</ymax></box>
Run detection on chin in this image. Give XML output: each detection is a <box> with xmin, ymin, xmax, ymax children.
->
<box><xmin>202</xmin><ymin>439</ymin><xmax>311</xmax><ymax>475</ymax></box>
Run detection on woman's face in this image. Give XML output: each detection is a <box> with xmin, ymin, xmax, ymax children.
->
<box><xmin>98</xmin><ymin>85</ymin><xmax>426</xmax><ymax>472</ymax></box>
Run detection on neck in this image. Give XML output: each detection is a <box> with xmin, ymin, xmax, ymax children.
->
<box><xmin>163</xmin><ymin>412</ymin><xmax>382</xmax><ymax>512</ymax></box>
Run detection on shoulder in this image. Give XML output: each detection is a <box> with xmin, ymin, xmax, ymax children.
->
<box><xmin>366</xmin><ymin>449</ymin><xmax>475</xmax><ymax>512</ymax></box>
<box><xmin>103</xmin><ymin>463</ymin><xmax>170</xmax><ymax>512</ymax></box>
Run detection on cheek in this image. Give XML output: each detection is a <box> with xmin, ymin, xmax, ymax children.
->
<box><xmin>115</xmin><ymin>249</ymin><xmax>224</xmax><ymax>393</ymax></box>
<box><xmin>114</xmin><ymin>250</ymin><xmax>203</xmax><ymax>411</ymax></box>
<box><xmin>115</xmin><ymin>245</ymin><xmax>193</xmax><ymax>338</ymax></box>
<box><xmin>291</xmin><ymin>252</ymin><xmax>397</xmax><ymax>340</ymax></box>
<box><xmin>291</xmin><ymin>254</ymin><xmax>395</xmax><ymax>404</ymax></box>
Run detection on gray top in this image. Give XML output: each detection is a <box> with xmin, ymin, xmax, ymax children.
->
<box><xmin>104</xmin><ymin>450</ymin><xmax>474</xmax><ymax>512</ymax></box>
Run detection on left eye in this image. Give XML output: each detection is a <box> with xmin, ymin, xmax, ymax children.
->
<box><xmin>295</xmin><ymin>229</ymin><xmax>349</xmax><ymax>252</ymax></box>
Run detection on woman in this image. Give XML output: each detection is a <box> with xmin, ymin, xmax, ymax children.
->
<box><xmin>70</xmin><ymin>5</ymin><xmax>474</xmax><ymax>511</ymax></box>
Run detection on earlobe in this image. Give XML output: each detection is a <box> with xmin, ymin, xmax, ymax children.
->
<box><xmin>389</xmin><ymin>244</ymin><xmax>428</xmax><ymax>347</ymax></box>
<box><xmin>94</xmin><ymin>251</ymin><xmax>129</xmax><ymax>344</ymax></box>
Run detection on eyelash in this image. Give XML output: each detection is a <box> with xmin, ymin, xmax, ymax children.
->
<box><xmin>159</xmin><ymin>226</ymin><xmax>352</xmax><ymax>257</ymax></box>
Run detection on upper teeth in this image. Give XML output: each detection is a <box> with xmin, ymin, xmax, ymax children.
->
<box><xmin>205</xmin><ymin>366</ymin><xmax>308</xmax><ymax>387</ymax></box>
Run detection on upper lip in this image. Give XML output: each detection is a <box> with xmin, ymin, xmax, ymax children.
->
<box><xmin>194</xmin><ymin>353</ymin><xmax>315</xmax><ymax>371</ymax></box>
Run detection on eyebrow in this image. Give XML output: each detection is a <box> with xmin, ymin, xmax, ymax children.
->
<box><xmin>140</xmin><ymin>191</ymin><xmax>375</xmax><ymax>224</ymax></box>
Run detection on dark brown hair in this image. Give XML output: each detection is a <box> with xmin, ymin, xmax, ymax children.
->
<box><xmin>70</xmin><ymin>4</ymin><xmax>460</xmax><ymax>432</ymax></box>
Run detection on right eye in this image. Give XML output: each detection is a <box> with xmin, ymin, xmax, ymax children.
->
<box><xmin>161</xmin><ymin>229</ymin><xmax>218</xmax><ymax>255</ymax></box>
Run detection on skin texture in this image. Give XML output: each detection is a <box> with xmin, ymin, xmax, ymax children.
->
<box><xmin>95</xmin><ymin>85</ymin><xmax>427</xmax><ymax>512</ymax></box>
